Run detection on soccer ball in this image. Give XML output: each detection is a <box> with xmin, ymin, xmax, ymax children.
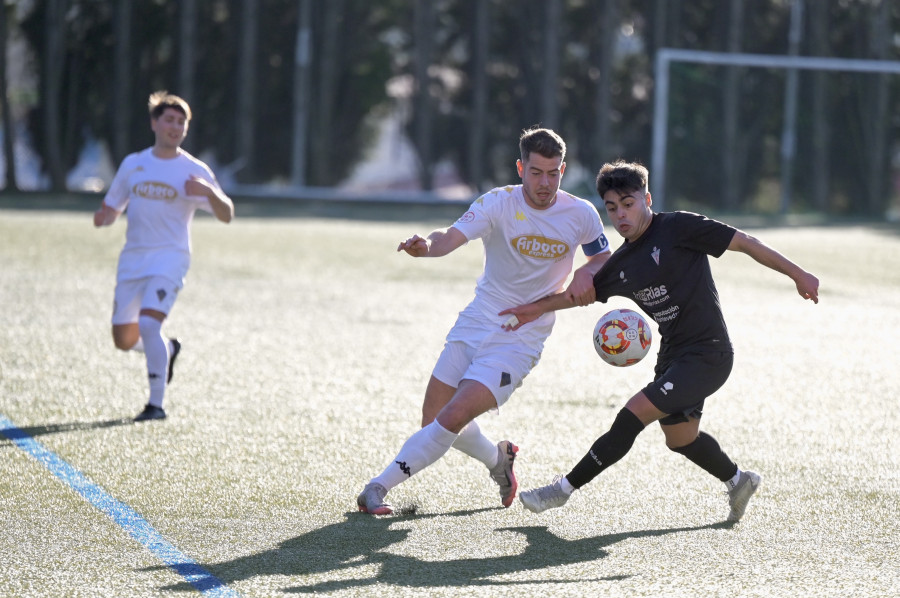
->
<box><xmin>592</xmin><ymin>308</ymin><xmax>652</xmax><ymax>367</ymax></box>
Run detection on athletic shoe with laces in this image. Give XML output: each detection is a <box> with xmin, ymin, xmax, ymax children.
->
<box><xmin>357</xmin><ymin>482</ymin><xmax>393</xmax><ymax>515</ymax></box>
<box><xmin>167</xmin><ymin>338</ymin><xmax>181</xmax><ymax>384</ymax></box>
<box><xmin>134</xmin><ymin>403</ymin><xmax>166</xmax><ymax>422</ymax></box>
<box><xmin>488</xmin><ymin>440</ymin><xmax>519</xmax><ymax>507</ymax></box>
<box><xmin>727</xmin><ymin>470</ymin><xmax>761</xmax><ymax>522</ymax></box>
<box><xmin>519</xmin><ymin>474</ymin><xmax>570</xmax><ymax>513</ymax></box>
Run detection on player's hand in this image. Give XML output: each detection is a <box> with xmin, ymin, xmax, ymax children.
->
<box><xmin>398</xmin><ymin>234</ymin><xmax>429</xmax><ymax>257</ymax></box>
<box><xmin>93</xmin><ymin>205</ymin><xmax>118</xmax><ymax>227</ymax></box>
<box><xmin>795</xmin><ymin>271</ymin><xmax>819</xmax><ymax>304</ymax></box>
<box><xmin>185</xmin><ymin>176</ymin><xmax>213</xmax><ymax>199</ymax></box>
<box><xmin>564</xmin><ymin>268</ymin><xmax>596</xmax><ymax>306</ymax></box>
<box><xmin>498</xmin><ymin>303</ymin><xmax>544</xmax><ymax>331</ymax></box>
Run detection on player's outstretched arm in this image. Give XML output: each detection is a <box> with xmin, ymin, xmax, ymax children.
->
<box><xmin>728</xmin><ymin>230</ymin><xmax>820</xmax><ymax>303</ymax></box>
<box><xmin>93</xmin><ymin>203</ymin><xmax>120</xmax><ymax>227</ymax></box>
<box><xmin>185</xmin><ymin>176</ymin><xmax>234</xmax><ymax>223</ymax></box>
<box><xmin>565</xmin><ymin>251</ymin><xmax>611</xmax><ymax>306</ymax></box>
<box><xmin>397</xmin><ymin>227</ymin><xmax>467</xmax><ymax>258</ymax></box>
<box><xmin>499</xmin><ymin>292</ymin><xmax>577</xmax><ymax>330</ymax></box>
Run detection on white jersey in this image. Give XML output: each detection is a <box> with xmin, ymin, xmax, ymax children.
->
<box><xmin>103</xmin><ymin>147</ymin><xmax>219</xmax><ymax>286</ymax></box>
<box><xmin>450</xmin><ymin>184</ymin><xmax>608</xmax><ymax>341</ymax></box>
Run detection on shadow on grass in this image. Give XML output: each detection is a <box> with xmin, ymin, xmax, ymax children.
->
<box><xmin>149</xmin><ymin>509</ymin><xmax>733</xmax><ymax>593</ymax></box>
<box><xmin>0</xmin><ymin>418</ymin><xmax>134</xmax><ymax>445</ymax></box>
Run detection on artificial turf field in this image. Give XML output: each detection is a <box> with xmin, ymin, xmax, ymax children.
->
<box><xmin>1</xmin><ymin>200</ymin><xmax>898</xmax><ymax>597</ymax></box>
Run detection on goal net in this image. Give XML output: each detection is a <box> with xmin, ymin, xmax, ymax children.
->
<box><xmin>651</xmin><ymin>48</ymin><xmax>900</xmax><ymax>217</ymax></box>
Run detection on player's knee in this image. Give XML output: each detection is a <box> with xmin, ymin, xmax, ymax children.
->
<box><xmin>668</xmin><ymin>433</ymin><xmax>703</xmax><ymax>455</ymax></box>
<box><xmin>112</xmin><ymin>331</ymin><xmax>134</xmax><ymax>351</ymax></box>
<box><xmin>668</xmin><ymin>440</ymin><xmax>692</xmax><ymax>452</ymax></box>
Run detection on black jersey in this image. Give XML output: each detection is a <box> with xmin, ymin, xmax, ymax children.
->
<box><xmin>593</xmin><ymin>211</ymin><xmax>737</xmax><ymax>356</ymax></box>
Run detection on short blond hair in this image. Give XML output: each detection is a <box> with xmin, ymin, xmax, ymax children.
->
<box><xmin>148</xmin><ymin>90</ymin><xmax>192</xmax><ymax>121</ymax></box>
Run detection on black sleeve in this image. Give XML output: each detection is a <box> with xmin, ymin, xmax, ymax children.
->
<box><xmin>673</xmin><ymin>212</ymin><xmax>736</xmax><ymax>258</ymax></box>
<box><xmin>592</xmin><ymin>254</ymin><xmax>620</xmax><ymax>304</ymax></box>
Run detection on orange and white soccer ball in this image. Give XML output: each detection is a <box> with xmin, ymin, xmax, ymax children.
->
<box><xmin>592</xmin><ymin>308</ymin><xmax>652</xmax><ymax>367</ymax></box>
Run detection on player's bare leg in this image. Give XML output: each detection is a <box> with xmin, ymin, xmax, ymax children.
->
<box><xmin>435</xmin><ymin>379</ymin><xmax>497</xmax><ymax>434</ymax></box>
<box><xmin>422</xmin><ymin>376</ymin><xmax>517</xmax><ymax>506</ymax></box>
<box><xmin>359</xmin><ymin>380</ymin><xmax>499</xmax><ymax>515</ymax></box>
<box><xmin>421</xmin><ymin>376</ymin><xmax>456</xmax><ymax>427</ymax></box>
<box><xmin>112</xmin><ymin>323</ymin><xmax>141</xmax><ymax>351</ymax></box>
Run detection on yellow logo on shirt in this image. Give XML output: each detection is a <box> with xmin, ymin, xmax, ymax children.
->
<box><xmin>511</xmin><ymin>235</ymin><xmax>570</xmax><ymax>259</ymax></box>
<box><xmin>515</xmin><ymin>211</ymin><xmax>526</xmax><ymax>221</ymax></box>
<box><xmin>133</xmin><ymin>181</ymin><xmax>177</xmax><ymax>200</ymax></box>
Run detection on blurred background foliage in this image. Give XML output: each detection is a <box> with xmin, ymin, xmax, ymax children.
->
<box><xmin>1</xmin><ymin>0</ymin><xmax>898</xmax><ymax>216</ymax></box>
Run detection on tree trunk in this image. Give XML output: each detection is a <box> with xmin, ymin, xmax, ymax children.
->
<box><xmin>722</xmin><ymin>0</ymin><xmax>743</xmax><ymax>211</ymax></box>
<box><xmin>43</xmin><ymin>0</ymin><xmax>66</xmax><ymax>190</ymax></box>
<box><xmin>413</xmin><ymin>0</ymin><xmax>434</xmax><ymax>190</ymax></box>
<box><xmin>236</xmin><ymin>0</ymin><xmax>258</xmax><ymax>180</ymax></box>
<box><xmin>312</xmin><ymin>0</ymin><xmax>342</xmax><ymax>186</ymax></box>
<box><xmin>778</xmin><ymin>0</ymin><xmax>803</xmax><ymax>214</ymax></box>
<box><xmin>865</xmin><ymin>0</ymin><xmax>889</xmax><ymax>215</ymax></box>
<box><xmin>541</xmin><ymin>0</ymin><xmax>561</xmax><ymax>129</ymax></box>
<box><xmin>591</xmin><ymin>0</ymin><xmax>615</xmax><ymax>167</ymax></box>
<box><xmin>291</xmin><ymin>0</ymin><xmax>312</xmax><ymax>187</ymax></box>
<box><xmin>112</xmin><ymin>0</ymin><xmax>131</xmax><ymax>163</ymax></box>
<box><xmin>178</xmin><ymin>0</ymin><xmax>196</xmax><ymax>153</ymax></box>
<box><xmin>466</xmin><ymin>0</ymin><xmax>489</xmax><ymax>193</ymax></box>
<box><xmin>0</xmin><ymin>1</ymin><xmax>19</xmax><ymax>191</ymax></box>
<box><xmin>809</xmin><ymin>0</ymin><xmax>830</xmax><ymax>211</ymax></box>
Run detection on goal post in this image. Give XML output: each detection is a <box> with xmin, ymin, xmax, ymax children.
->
<box><xmin>651</xmin><ymin>48</ymin><xmax>900</xmax><ymax>212</ymax></box>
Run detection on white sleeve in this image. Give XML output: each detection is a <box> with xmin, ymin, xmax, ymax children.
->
<box><xmin>103</xmin><ymin>155</ymin><xmax>137</xmax><ymax>211</ymax></box>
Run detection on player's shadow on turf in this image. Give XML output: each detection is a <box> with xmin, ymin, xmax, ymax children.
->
<box><xmin>0</xmin><ymin>418</ymin><xmax>133</xmax><ymax>444</ymax></box>
<box><xmin>149</xmin><ymin>509</ymin><xmax>730</xmax><ymax>593</ymax></box>
<box><xmin>284</xmin><ymin>521</ymin><xmax>731</xmax><ymax>593</ymax></box>
<box><xmin>150</xmin><ymin>507</ymin><xmax>493</xmax><ymax>592</ymax></box>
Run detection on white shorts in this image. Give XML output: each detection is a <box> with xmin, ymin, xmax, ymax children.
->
<box><xmin>111</xmin><ymin>276</ymin><xmax>181</xmax><ymax>324</ymax></box>
<box><xmin>432</xmin><ymin>316</ymin><xmax>543</xmax><ymax>408</ymax></box>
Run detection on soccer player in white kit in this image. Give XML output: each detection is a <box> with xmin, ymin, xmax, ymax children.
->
<box><xmin>357</xmin><ymin>128</ymin><xmax>612</xmax><ymax>514</ymax></box>
<box><xmin>94</xmin><ymin>91</ymin><xmax>234</xmax><ymax>421</ymax></box>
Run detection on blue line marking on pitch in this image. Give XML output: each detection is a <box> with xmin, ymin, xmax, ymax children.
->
<box><xmin>1</xmin><ymin>414</ymin><xmax>240</xmax><ymax>598</ymax></box>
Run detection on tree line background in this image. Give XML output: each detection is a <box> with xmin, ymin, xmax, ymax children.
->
<box><xmin>1</xmin><ymin>0</ymin><xmax>898</xmax><ymax>216</ymax></box>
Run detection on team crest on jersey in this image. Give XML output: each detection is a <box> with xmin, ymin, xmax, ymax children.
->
<box><xmin>651</xmin><ymin>246</ymin><xmax>661</xmax><ymax>265</ymax></box>
<box><xmin>511</xmin><ymin>235</ymin><xmax>569</xmax><ymax>259</ymax></box>
<box><xmin>515</xmin><ymin>211</ymin><xmax>526</xmax><ymax>221</ymax></box>
<box><xmin>458</xmin><ymin>211</ymin><xmax>476</xmax><ymax>224</ymax></box>
<box><xmin>134</xmin><ymin>181</ymin><xmax>178</xmax><ymax>201</ymax></box>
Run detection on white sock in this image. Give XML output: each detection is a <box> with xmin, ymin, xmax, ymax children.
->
<box><xmin>725</xmin><ymin>468</ymin><xmax>743</xmax><ymax>490</ymax></box>
<box><xmin>452</xmin><ymin>420</ymin><xmax>498</xmax><ymax>467</ymax></box>
<box><xmin>560</xmin><ymin>476</ymin><xmax>576</xmax><ymax>495</ymax></box>
<box><xmin>138</xmin><ymin>315</ymin><xmax>168</xmax><ymax>408</ymax></box>
<box><xmin>130</xmin><ymin>337</ymin><xmax>144</xmax><ymax>353</ymax></box>
<box><xmin>372</xmin><ymin>420</ymin><xmax>458</xmax><ymax>491</ymax></box>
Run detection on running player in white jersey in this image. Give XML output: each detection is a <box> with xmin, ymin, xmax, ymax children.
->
<box><xmin>357</xmin><ymin>128</ymin><xmax>612</xmax><ymax>515</ymax></box>
<box><xmin>94</xmin><ymin>91</ymin><xmax>234</xmax><ymax>422</ymax></box>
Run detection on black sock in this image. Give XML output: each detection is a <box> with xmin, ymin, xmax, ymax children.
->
<box><xmin>566</xmin><ymin>408</ymin><xmax>645</xmax><ymax>489</ymax></box>
<box><xmin>669</xmin><ymin>431</ymin><xmax>738</xmax><ymax>482</ymax></box>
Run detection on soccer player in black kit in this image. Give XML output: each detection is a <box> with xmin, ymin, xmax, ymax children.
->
<box><xmin>499</xmin><ymin>160</ymin><xmax>820</xmax><ymax>521</ymax></box>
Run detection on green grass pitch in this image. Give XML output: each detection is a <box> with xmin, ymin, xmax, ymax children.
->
<box><xmin>1</xmin><ymin>200</ymin><xmax>898</xmax><ymax>597</ymax></box>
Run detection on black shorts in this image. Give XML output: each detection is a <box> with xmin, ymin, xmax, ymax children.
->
<box><xmin>641</xmin><ymin>350</ymin><xmax>734</xmax><ymax>425</ymax></box>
